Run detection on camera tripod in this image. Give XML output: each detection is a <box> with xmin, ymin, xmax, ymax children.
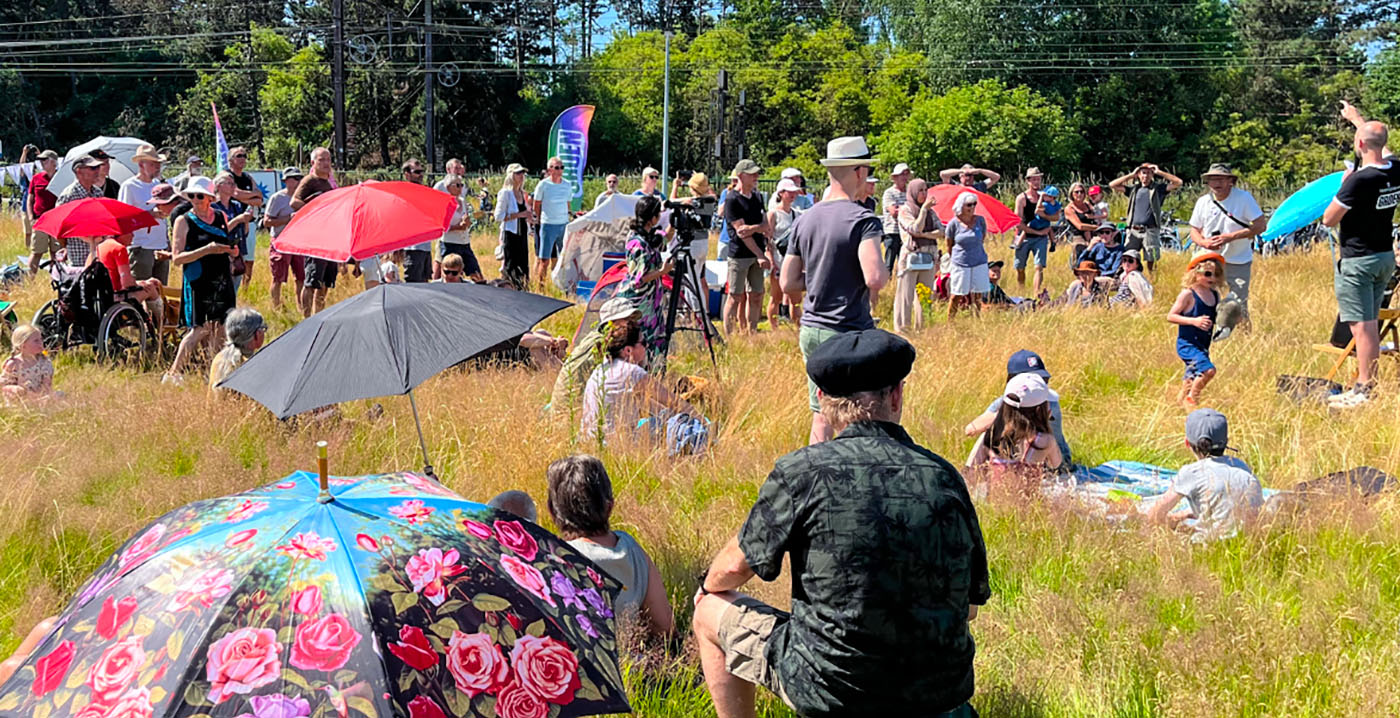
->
<box><xmin>655</xmin><ymin>240</ymin><xmax>719</xmax><ymax>375</ymax></box>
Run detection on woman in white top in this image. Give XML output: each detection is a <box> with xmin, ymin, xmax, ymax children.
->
<box><xmin>1110</xmin><ymin>249</ymin><xmax>1155</xmax><ymax>309</ymax></box>
<box><xmin>766</xmin><ymin>178</ymin><xmax>804</xmax><ymax>329</ymax></box>
<box><xmin>580</xmin><ymin>321</ymin><xmax>697</xmax><ymax>441</ymax></box>
<box><xmin>893</xmin><ymin>178</ymin><xmax>944</xmax><ymax>334</ymax></box>
<box><xmin>440</xmin><ymin>176</ymin><xmax>483</xmax><ymax>282</ymax></box>
<box><xmin>493</xmin><ymin>163</ymin><xmax>534</xmax><ymax>289</ymax></box>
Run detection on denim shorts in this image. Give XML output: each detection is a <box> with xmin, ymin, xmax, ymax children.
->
<box><xmin>1014</xmin><ymin>235</ymin><xmax>1049</xmax><ymax>269</ymax></box>
<box><xmin>537</xmin><ymin>223</ymin><xmax>566</xmax><ymax>259</ymax></box>
<box><xmin>1176</xmin><ymin>338</ymin><xmax>1215</xmax><ymax>380</ymax></box>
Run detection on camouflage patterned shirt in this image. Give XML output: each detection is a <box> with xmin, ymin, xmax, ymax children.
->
<box><xmin>739</xmin><ymin>420</ymin><xmax>991</xmax><ymax>717</ymax></box>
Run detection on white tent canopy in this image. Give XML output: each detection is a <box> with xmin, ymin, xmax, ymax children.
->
<box><xmin>48</xmin><ymin>136</ymin><xmax>151</xmax><ymax>192</ymax></box>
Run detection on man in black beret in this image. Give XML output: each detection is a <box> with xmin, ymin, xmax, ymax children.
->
<box><xmin>693</xmin><ymin>329</ymin><xmax>991</xmax><ymax>718</ymax></box>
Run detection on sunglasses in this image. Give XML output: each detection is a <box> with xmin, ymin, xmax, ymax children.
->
<box><xmin>647</xmin><ymin>174</ymin><xmax>659</xmax><ymax>179</ymax></box>
<box><xmin>1200</xmin><ymin>270</ymin><xmax>1215</xmax><ymax>278</ymax></box>
<box><xmin>443</xmin><ymin>269</ymin><xmax>461</xmax><ymax>277</ymax></box>
<box><xmin>965</xmin><ymin>202</ymin><xmax>978</xmax><ymax>207</ymax></box>
<box><xmin>408</xmin><ymin>169</ymin><xmax>424</xmax><ymax>175</ymax></box>
<box><xmin>232</xmin><ymin>154</ymin><xmax>247</xmax><ymax>159</ymax></box>
<box><xmin>549</xmin><ymin>166</ymin><xmax>564</xmax><ymax>170</ymax></box>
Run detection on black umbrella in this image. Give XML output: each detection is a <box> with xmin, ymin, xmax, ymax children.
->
<box><xmin>220</xmin><ymin>282</ymin><xmax>571</xmax><ymax>473</ymax></box>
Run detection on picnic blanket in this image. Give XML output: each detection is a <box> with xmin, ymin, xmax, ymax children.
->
<box><xmin>1066</xmin><ymin>459</ymin><xmax>1282</xmax><ymax>516</ymax></box>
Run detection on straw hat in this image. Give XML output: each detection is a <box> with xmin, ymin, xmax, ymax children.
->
<box><xmin>1074</xmin><ymin>259</ymin><xmax>1100</xmax><ymax>275</ymax></box>
<box><xmin>687</xmin><ymin>172</ymin><xmax>711</xmax><ymax>194</ymax></box>
<box><xmin>131</xmin><ymin>143</ymin><xmax>167</xmax><ymax>163</ymax></box>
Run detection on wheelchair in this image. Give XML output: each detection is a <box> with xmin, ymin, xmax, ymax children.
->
<box><xmin>31</xmin><ymin>259</ymin><xmax>169</xmax><ymax>366</ymax></box>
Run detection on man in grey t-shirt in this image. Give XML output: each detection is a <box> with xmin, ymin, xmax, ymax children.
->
<box><xmin>782</xmin><ymin>136</ymin><xmax>890</xmax><ymax>445</ymax></box>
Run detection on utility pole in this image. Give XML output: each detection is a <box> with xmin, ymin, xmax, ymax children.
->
<box><xmin>332</xmin><ymin>0</ymin><xmax>346</xmax><ymax>167</ymax></box>
<box><xmin>424</xmin><ymin>0</ymin><xmax>435</xmax><ymax>173</ymax></box>
<box><xmin>661</xmin><ymin>31</ymin><xmax>671</xmax><ymax>181</ymax></box>
<box><xmin>714</xmin><ymin>69</ymin><xmax>727</xmax><ymax>175</ymax></box>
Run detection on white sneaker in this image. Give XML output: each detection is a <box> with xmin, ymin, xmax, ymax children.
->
<box><xmin>1327</xmin><ymin>387</ymin><xmax>1372</xmax><ymax>409</ymax></box>
<box><xmin>161</xmin><ymin>373</ymin><xmax>184</xmax><ymax>386</ymax></box>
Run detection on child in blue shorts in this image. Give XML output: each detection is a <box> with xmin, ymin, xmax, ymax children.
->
<box><xmin>1167</xmin><ymin>252</ymin><xmax>1226</xmax><ymax>407</ymax></box>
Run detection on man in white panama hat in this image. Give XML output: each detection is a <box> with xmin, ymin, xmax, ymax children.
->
<box><xmin>118</xmin><ymin>143</ymin><xmax>173</xmax><ymax>285</ymax></box>
<box><xmin>780</xmin><ymin>136</ymin><xmax>890</xmax><ymax>444</ymax></box>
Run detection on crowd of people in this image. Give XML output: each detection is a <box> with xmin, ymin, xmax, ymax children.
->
<box><xmin>2</xmin><ymin>103</ymin><xmax>1397</xmax><ymax>718</ymax></box>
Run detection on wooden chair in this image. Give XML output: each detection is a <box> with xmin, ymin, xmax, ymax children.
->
<box><xmin>1312</xmin><ymin>308</ymin><xmax>1400</xmax><ymax>383</ymax></box>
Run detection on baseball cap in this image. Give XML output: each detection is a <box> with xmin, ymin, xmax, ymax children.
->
<box><xmin>87</xmin><ymin>148</ymin><xmax>114</xmax><ymax>160</ymax></box>
<box><xmin>37</xmin><ymin>149</ymin><xmax>59</xmax><ymax>160</ymax></box>
<box><xmin>186</xmin><ymin>155</ymin><xmax>203</xmax><ymax>165</ymax></box>
<box><xmin>1087</xmin><ymin>185</ymin><xmax>1103</xmax><ymax>196</ymax></box>
<box><xmin>781</xmin><ymin>167</ymin><xmax>804</xmax><ymax>180</ymax></box>
<box><xmin>891</xmin><ymin>163</ymin><xmax>910</xmax><ymax>176</ymax></box>
<box><xmin>1003</xmin><ymin>373</ymin><xmax>1052</xmax><ymax>409</ymax></box>
<box><xmin>732</xmin><ymin>159</ymin><xmax>761</xmax><ymax>176</ymax></box>
<box><xmin>282</xmin><ymin>166</ymin><xmax>304</xmax><ymax>179</ymax></box>
<box><xmin>74</xmin><ymin>154</ymin><xmax>103</xmax><ymax>169</ymax></box>
<box><xmin>146</xmin><ymin>183</ymin><xmax>181</xmax><ymax>206</ymax></box>
<box><xmin>1042</xmin><ymin>186</ymin><xmax>1060</xmax><ymax>198</ymax></box>
<box><xmin>865</xmin><ymin>175</ymin><xmax>878</xmax><ymax>184</ymax></box>
<box><xmin>505</xmin><ymin>163</ymin><xmax>527</xmax><ymax>175</ymax></box>
<box><xmin>1122</xmin><ymin>249</ymin><xmax>1141</xmax><ymax>263</ymax></box>
<box><xmin>775</xmin><ymin>178</ymin><xmax>800</xmax><ymax>194</ymax></box>
<box><xmin>988</xmin><ymin>259</ymin><xmax>1005</xmax><ymax>269</ymax></box>
<box><xmin>1185</xmin><ymin>408</ymin><xmax>1234</xmax><ymax>453</ymax></box>
<box><xmin>599</xmin><ymin>297</ymin><xmax>641</xmax><ymax>323</ymax></box>
<box><xmin>1007</xmin><ymin>349</ymin><xmax>1050</xmax><ymax>380</ymax></box>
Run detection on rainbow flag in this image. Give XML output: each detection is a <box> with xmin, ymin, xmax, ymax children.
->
<box><xmin>546</xmin><ymin>105</ymin><xmax>595</xmax><ymax>212</ymax></box>
<box><xmin>212</xmin><ymin>102</ymin><xmax>230</xmax><ymax>173</ymax></box>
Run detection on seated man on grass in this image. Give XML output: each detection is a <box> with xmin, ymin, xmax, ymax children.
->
<box><xmin>693</xmin><ymin>329</ymin><xmax>989</xmax><ymax>718</ymax></box>
<box><xmin>1147</xmin><ymin>408</ymin><xmax>1263</xmax><ymax>541</ymax></box>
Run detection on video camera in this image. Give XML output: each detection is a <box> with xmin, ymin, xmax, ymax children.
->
<box><xmin>664</xmin><ymin>196</ymin><xmax>717</xmax><ymax>241</ymax></box>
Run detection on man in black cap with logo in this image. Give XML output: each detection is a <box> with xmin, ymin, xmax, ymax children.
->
<box><xmin>693</xmin><ymin>328</ymin><xmax>990</xmax><ymax>718</ymax></box>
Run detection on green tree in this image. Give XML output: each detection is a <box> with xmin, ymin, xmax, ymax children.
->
<box><xmin>877</xmin><ymin>80</ymin><xmax>1081</xmax><ymax>180</ymax></box>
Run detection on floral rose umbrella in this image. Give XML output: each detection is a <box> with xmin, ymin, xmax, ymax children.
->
<box><xmin>0</xmin><ymin>470</ymin><xmax>628</xmax><ymax>718</ymax></box>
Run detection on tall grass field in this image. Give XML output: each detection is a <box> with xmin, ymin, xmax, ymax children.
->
<box><xmin>2</xmin><ymin>207</ymin><xmax>1399</xmax><ymax>718</ymax></box>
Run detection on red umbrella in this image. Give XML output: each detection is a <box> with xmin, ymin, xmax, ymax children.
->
<box><xmin>271</xmin><ymin>181</ymin><xmax>457</xmax><ymax>262</ymax></box>
<box><xmin>32</xmin><ymin>197</ymin><xmax>158</xmax><ymax>239</ymax></box>
<box><xmin>927</xmin><ymin>184</ymin><xmax>1021</xmax><ymax>233</ymax></box>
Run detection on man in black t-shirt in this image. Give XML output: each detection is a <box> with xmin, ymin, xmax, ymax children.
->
<box><xmin>1322</xmin><ymin>121</ymin><xmax>1400</xmax><ymax>408</ymax></box>
<box><xmin>1107</xmin><ymin>162</ymin><xmax>1183</xmax><ymax>272</ymax></box>
<box><xmin>723</xmin><ymin>159</ymin><xmax>773</xmax><ymax>335</ymax></box>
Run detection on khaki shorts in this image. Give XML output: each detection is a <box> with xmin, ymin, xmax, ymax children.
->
<box><xmin>716</xmin><ymin>596</ymin><xmax>793</xmax><ymax>708</ymax></box>
<box><xmin>727</xmin><ymin>258</ymin><xmax>765</xmax><ymax>295</ymax></box>
<box><xmin>28</xmin><ymin>229</ymin><xmax>59</xmax><ymax>257</ymax></box>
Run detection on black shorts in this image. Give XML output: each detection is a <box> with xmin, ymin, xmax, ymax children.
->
<box><xmin>441</xmin><ymin>242</ymin><xmax>481</xmax><ymax>277</ymax></box>
<box><xmin>304</xmin><ymin>258</ymin><xmax>339</xmax><ymax>290</ymax></box>
<box><xmin>404</xmin><ymin>249</ymin><xmax>433</xmax><ymax>283</ymax></box>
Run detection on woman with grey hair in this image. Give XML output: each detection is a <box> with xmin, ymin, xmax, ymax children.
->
<box><xmin>946</xmin><ymin>191</ymin><xmax>990</xmax><ymax>319</ymax></box>
<box><xmin>208</xmin><ymin>307</ymin><xmax>267</xmax><ymax>396</ymax></box>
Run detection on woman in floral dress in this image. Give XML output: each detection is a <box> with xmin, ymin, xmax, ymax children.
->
<box><xmin>615</xmin><ymin>196</ymin><xmax>672</xmax><ymax>361</ymax></box>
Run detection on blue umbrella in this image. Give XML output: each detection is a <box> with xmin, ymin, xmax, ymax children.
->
<box><xmin>0</xmin><ymin>467</ymin><xmax>629</xmax><ymax>718</ymax></box>
<box><xmin>1261</xmin><ymin>170</ymin><xmax>1344</xmax><ymax>241</ymax></box>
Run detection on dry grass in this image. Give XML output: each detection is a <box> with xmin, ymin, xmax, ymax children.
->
<box><xmin>2</xmin><ymin>211</ymin><xmax>1399</xmax><ymax>717</ymax></box>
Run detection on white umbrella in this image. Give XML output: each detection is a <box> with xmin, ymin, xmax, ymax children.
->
<box><xmin>48</xmin><ymin>136</ymin><xmax>151</xmax><ymax>191</ymax></box>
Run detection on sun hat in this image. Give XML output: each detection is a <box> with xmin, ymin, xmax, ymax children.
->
<box><xmin>183</xmin><ymin>176</ymin><xmax>216</xmax><ymax>198</ymax></box>
<box><xmin>131</xmin><ymin>143</ymin><xmax>167</xmax><ymax>163</ymax></box>
<box><xmin>687</xmin><ymin>172</ymin><xmax>711</xmax><ymax>193</ymax></box>
<box><xmin>775</xmin><ymin>178</ymin><xmax>801</xmax><ymax>194</ymax></box>
<box><xmin>1025</xmin><ymin>166</ymin><xmax>1043</xmax><ymax>178</ymax></box>
<box><xmin>282</xmin><ymin>166</ymin><xmax>304</xmax><ymax>180</ymax></box>
<box><xmin>1094</xmin><ymin>221</ymin><xmax>1116</xmax><ymax>233</ymax></box>
<box><xmin>1074</xmin><ymin>259</ymin><xmax>1100</xmax><ymax>275</ymax></box>
<box><xmin>1007</xmin><ymin>349</ymin><xmax>1051</xmax><ymax>380</ymax></box>
<box><xmin>146</xmin><ymin>183</ymin><xmax>181</xmax><ymax>206</ymax></box>
<box><xmin>505</xmin><ymin>162</ymin><xmax>527</xmax><ymax>175</ymax></box>
<box><xmin>1185</xmin><ymin>408</ymin><xmax>1235</xmax><ymax>452</ymax></box>
<box><xmin>1187</xmin><ymin>251</ymin><xmax>1226</xmax><ymax>270</ymax></box>
<box><xmin>1003</xmin><ymin>373</ymin><xmax>1052</xmax><ymax>409</ymax></box>
<box><xmin>1042</xmin><ymin>186</ymin><xmax>1060</xmax><ymax>198</ymax></box>
<box><xmin>1201</xmin><ymin>162</ymin><xmax>1237</xmax><ymax>179</ymax></box>
<box><xmin>732</xmin><ymin>159</ymin><xmax>761</xmax><ymax>176</ymax></box>
<box><xmin>599</xmin><ymin>297</ymin><xmax>642</xmax><ymax>323</ymax></box>
<box><xmin>891</xmin><ymin>163</ymin><xmax>911</xmax><ymax>176</ymax></box>
<box><xmin>781</xmin><ymin>167</ymin><xmax>804</xmax><ymax>179</ymax></box>
<box><xmin>819</xmin><ymin>136</ymin><xmax>874</xmax><ymax>167</ymax></box>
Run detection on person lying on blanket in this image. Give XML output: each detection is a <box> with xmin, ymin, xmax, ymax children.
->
<box><xmin>965</xmin><ymin>349</ymin><xmax>1072</xmax><ymax>468</ymax></box>
<box><xmin>1147</xmin><ymin>408</ymin><xmax>1263</xmax><ymax>541</ymax></box>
